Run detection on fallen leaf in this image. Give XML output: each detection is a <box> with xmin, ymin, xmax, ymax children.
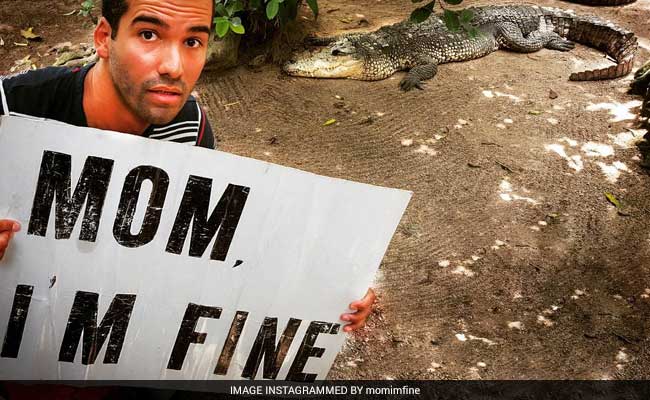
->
<box><xmin>20</xmin><ymin>27</ymin><xmax>42</xmax><ymax>41</ymax></box>
<box><xmin>528</xmin><ymin>110</ymin><xmax>543</xmax><ymax>115</ymax></box>
<box><xmin>605</xmin><ymin>192</ymin><xmax>631</xmax><ymax>216</ymax></box>
<box><xmin>323</xmin><ymin>118</ymin><xmax>336</xmax><ymax>126</ymax></box>
<box><xmin>605</xmin><ymin>192</ymin><xmax>621</xmax><ymax>208</ymax></box>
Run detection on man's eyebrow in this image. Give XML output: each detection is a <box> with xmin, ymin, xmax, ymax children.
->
<box><xmin>189</xmin><ymin>25</ymin><xmax>211</xmax><ymax>35</ymax></box>
<box><xmin>131</xmin><ymin>15</ymin><xmax>170</xmax><ymax>29</ymax></box>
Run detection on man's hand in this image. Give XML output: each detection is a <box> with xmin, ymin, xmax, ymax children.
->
<box><xmin>0</xmin><ymin>220</ymin><xmax>21</xmax><ymax>261</ymax></box>
<box><xmin>341</xmin><ymin>288</ymin><xmax>376</xmax><ymax>332</ymax></box>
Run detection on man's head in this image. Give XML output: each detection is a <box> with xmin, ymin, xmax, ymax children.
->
<box><xmin>95</xmin><ymin>0</ymin><xmax>213</xmax><ymax>125</ymax></box>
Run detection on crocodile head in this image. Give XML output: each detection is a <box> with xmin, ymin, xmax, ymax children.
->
<box><xmin>284</xmin><ymin>37</ymin><xmax>373</xmax><ymax>80</ymax></box>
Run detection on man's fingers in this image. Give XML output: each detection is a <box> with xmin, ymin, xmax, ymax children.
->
<box><xmin>0</xmin><ymin>220</ymin><xmax>20</xmax><ymax>233</ymax></box>
<box><xmin>343</xmin><ymin>320</ymin><xmax>365</xmax><ymax>332</ymax></box>
<box><xmin>0</xmin><ymin>232</ymin><xmax>10</xmax><ymax>252</ymax></box>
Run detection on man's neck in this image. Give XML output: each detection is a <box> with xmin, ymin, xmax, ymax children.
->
<box><xmin>83</xmin><ymin>61</ymin><xmax>149</xmax><ymax>135</ymax></box>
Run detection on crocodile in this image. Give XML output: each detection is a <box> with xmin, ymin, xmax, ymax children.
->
<box><xmin>564</xmin><ymin>0</ymin><xmax>636</xmax><ymax>6</ymax></box>
<box><xmin>283</xmin><ymin>5</ymin><xmax>637</xmax><ymax>91</ymax></box>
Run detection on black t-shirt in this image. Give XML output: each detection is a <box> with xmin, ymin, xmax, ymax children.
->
<box><xmin>0</xmin><ymin>63</ymin><xmax>214</xmax><ymax>149</ymax></box>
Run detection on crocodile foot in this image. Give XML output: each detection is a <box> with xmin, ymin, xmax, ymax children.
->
<box><xmin>546</xmin><ymin>38</ymin><xmax>576</xmax><ymax>52</ymax></box>
<box><xmin>399</xmin><ymin>75</ymin><xmax>425</xmax><ymax>91</ymax></box>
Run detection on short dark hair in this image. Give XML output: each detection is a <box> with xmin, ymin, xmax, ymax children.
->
<box><xmin>102</xmin><ymin>0</ymin><xmax>129</xmax><ymax>39</ymax></box>
<box><xmin>101</xmin><ymin>0</ymin><xmax>215</xmax><ymax>40</ymax></box>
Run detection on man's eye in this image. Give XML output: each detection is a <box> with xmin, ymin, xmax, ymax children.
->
<box><xmin>140</xmin><ymin>31</ymin><xmax>157</xmax><ymax>41</ymax></box>
<box><xmin>186</xmin><ymin>38</ymin><xmax>202</xmax><ymax>48</ymax></box>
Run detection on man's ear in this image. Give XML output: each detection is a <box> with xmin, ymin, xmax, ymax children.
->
<box><xmin>94</xmin><ymin>17</ymin><xmax>113</xmax><ymax>59</ymax></box>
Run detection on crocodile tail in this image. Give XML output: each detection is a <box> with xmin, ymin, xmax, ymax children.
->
<box><xmin>541</xmin><ymin>7</ymin><xmax>637</xmax><ymax>81</ymax></box>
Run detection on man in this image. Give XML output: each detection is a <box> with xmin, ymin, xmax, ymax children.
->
<box><xmin>0</xmin><ymin>0</ymin><xmax>374</xmax><ymax>336</ymax></box>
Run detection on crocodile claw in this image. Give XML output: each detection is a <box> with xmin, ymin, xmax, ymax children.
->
<box><xmin>400</xmin><ymin>76</ymin><xmax>425</xmax><ymax>91</ymax></box>
<box><xmin>547</xmin><ymin>39</ymin><xmax>576</xmax><ymax>52</ymax></box>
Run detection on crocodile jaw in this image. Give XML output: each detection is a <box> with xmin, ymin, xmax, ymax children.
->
<box><xmin>284</xmin><ymin>51</ymin><xmax>364</xmax><ymax>79</ymax></box>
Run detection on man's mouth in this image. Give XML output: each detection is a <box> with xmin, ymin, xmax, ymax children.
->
<box><xmin>148</xmin><ymin>86</ymin><xmax>183</xmax><ymax>105</ymax></box>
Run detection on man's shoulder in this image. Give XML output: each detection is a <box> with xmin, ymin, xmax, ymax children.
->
<box><xmin>1</xmin><ymin>66</ymin><xmax>83</xmax><ymax>119</ymax></box>
<box><xmin>1</xmin><ymin>66</ymin><xmax>76</xmax><ymax>89</ymax></box>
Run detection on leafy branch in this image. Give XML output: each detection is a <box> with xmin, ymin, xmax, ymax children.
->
<box><xmin>410</xmin><ymin>0</ymin><xmax>477</xmax><ymax>36</ymax></box>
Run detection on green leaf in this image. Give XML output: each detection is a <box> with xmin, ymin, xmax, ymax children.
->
<box><xmin>605</xmin><ymin>192</ymin><xmax>621</xmax><ymax>208</ymax></box>
<box><xmin>306</xmin><ymin>0</ymin><xmax>319</xmax><ymax>17</ymax></box>
<box><xmin>443</xmin><ymin>10</ymin><xmax>460</xmax><ymax>31</ymax></box>
<box><xmin>226</xmin><ymin>0</ymin><xmax>244</xmax><ymax>15</ymax></box>
<box><xmin>229</xmin><ymin>21</ymin><xmax>245</xmax><ymax>34</ymax></box>
<box><xmin>215</xmin><ymin>18</ymin><xmax>230</xmax><ymax>38</ymax></box>
<box><xmin>605</xmin><ymin>192</ymin><xmax>631</xmax><ymax>216</ymax></box>
<box><xmin>215</xmin><ymin>3</ymin><xmax>228</xmax><ymax>16</ymax></box>
<box><xmin>266</xmin><ymin>0</ymin><xmax>280</xmax><ymax>19</ymax></box>
<box><xmin>410</xmin><ymin>7</ymin><xmax>432</xmax><ymax>23</ymax></box>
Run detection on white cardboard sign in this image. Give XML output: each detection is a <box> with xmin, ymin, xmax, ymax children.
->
<box><xmin>0</xmin><ymin>115</ymin><xmax>411</xmax><ymax>382</ymax></box>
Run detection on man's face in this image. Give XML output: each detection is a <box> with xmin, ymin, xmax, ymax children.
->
<box><xmin>108</xmin><ymin>0</ymin><xmax>212</xmax><ymax>125</ymax></box>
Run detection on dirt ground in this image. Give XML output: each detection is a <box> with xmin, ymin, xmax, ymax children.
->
<box><xmin>2</xmin><ymin>0</ymin><xmax>650</xmax><ymax>381</ymax></box>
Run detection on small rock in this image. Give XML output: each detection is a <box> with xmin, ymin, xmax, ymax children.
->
<box><xmin>401</xmin><ymin>139</ymin><xmax>413</xmax><ymax>147</ymax></box>
<box><xmin>549</xmin><ymin>89</ymin><xmax>559</xmax><ymax>99</ymax></box>
<box><xmin>335</xmin><ymin>95</ymin><xmax>343</xmax><ymax>100</ymax></box>
<box><xmin>507</xmin><ymin>321</ymin><xmax>523</xmax><ymax>330</ymax></box>
<box><xmin>477</xmin><ymin>362</ymin><xmax>487</xmax><ymax>368</ymax></box>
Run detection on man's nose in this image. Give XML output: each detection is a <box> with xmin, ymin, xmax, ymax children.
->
<box><xmin>158</xmin><ymin>43</ymin><xmax>184</xmax><ymax>79</ymax></box>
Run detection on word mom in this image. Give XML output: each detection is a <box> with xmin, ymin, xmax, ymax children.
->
<box><xmin>27</xmin><ymin>150</ymin><xmax>250</xmax><ymax>261</ymax></box>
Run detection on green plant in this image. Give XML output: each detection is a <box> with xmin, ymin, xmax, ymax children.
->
<box><xmin>79</xmin><ymin>0</ymin><xmax>95</xmax><ymax>17</ymax></box>
<box><xmin>410</xmin><ymin>0</ymin><xmax>476</xmax><ymax>36</ymax></box>
<box><xmin>213</xmin><ymin>0</ymin><xmax>318</xmax><ymax>39</ymax></box>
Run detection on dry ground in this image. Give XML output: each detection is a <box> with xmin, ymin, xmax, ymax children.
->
<box><xmin>1</xmin><ymin>0</ymin><xmax>649</xmax><ymax>380</ymax></box>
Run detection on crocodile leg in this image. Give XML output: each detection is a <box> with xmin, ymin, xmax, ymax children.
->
<box><xmin>496</xmin><ymin>22</ymin><xmax>575</xmax><ymax>53</ymax></box>
<box><xmin>400</xmin><ymin>58</ymin><xmax>438</xmax><ymax>91</ymax></box>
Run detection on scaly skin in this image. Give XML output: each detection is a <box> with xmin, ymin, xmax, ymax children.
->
<box><xmin>284</xmin><ymin>5</ymin><xmax>637</xmax><ymax>91</ymax></box>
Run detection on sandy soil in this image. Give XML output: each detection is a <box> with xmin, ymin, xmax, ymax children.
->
<box><xmin>1</xmin><ymin>0</ymin><xmax>649</xmax><ymax>381</ymax></box>
<box><xmin>198</xmin><ymin>0</ymin><xmax>650</xmax><ymax>380</ymax></box>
